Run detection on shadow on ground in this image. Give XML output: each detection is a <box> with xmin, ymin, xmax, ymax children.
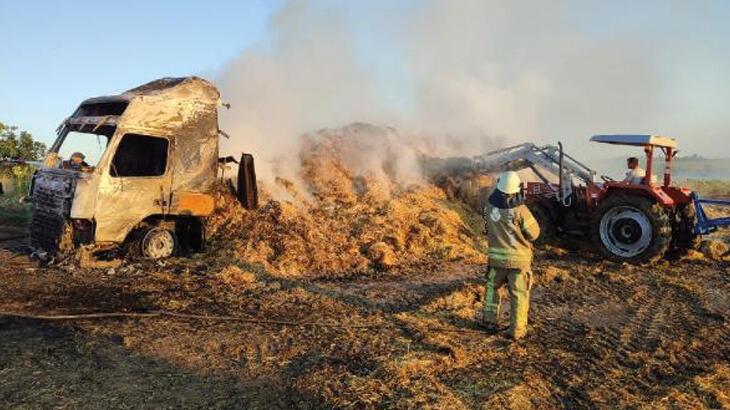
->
<box><xmin>0</xmin><ymin>318</ymin><xmax>321</xmax><ymax>409</ymax></box>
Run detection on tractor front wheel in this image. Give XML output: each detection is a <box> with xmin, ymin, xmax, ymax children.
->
<box><xmin>591</xmin><ymin>194</ymin><xmax>671</xmax><ymax>263</ymax></box>
<box><xmin>669</xmin><ymin>202</ymin><xmax>701</xmax><ymax>257</ymax></box>
<box><xmin>527</xmin><ymin>203</ymin><xmax>558</xmax><ymax>247</ymax></box>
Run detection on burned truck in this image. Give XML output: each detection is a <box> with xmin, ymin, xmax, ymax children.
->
<box><xmin>29</xmin><ymin>77</ymin><xmax>256</xmax><ymax>260</ymax></box>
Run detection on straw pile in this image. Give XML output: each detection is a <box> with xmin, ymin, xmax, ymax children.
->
<box><xmin>208</xmin><ymin>124</ymin><xmax>490</xmax><ymax>276</ymax></box>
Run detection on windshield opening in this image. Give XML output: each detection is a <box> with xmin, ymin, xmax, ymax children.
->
<box><xmin>49</xmin><ymin>125</ymin><xmax>116</xmax><ymax>172</ymax></box>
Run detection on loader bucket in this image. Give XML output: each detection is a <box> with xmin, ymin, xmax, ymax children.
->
<box><xmin>237</xmin><ymin>153</ymin><xmax>258</xmax><ymax>210</ymax></box>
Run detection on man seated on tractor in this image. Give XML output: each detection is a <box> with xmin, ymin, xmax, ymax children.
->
<box><xmin>624</xmin><ymin>156</ymin><xmax>645</xmax><ymax>184</ymax></box>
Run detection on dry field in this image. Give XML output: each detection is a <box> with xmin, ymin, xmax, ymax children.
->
<box><xmin>1</xmin><ymin>236</ymin><xmax>728</xmax><ymax>409</ymax></box>
<box><xmin>1</xmin><ymin>130</ymin><xmax>728</xmax><ymax>409</ymax></box>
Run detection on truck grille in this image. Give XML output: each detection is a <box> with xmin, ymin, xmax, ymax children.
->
<box><xmin>30</xmin><ymin>172</ymin><xmax>76</xmax><ymax>253</ymax></box>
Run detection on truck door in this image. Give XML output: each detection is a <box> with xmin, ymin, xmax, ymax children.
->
<box><xmin>94</xmin><ymin>132</ymin><xmax>173</xmax><ymax>243</ymax></box>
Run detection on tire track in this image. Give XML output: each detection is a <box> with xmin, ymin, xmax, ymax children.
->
<box><xmin>522</xmin><ymin>264</ymin><xmax>728</xmax><ymax>407</ymax></box>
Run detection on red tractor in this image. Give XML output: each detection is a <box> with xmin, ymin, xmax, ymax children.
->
<box><xmin>473</xmin><ymin>135</ymin><xmax>713</xmax><ymax>263</ymax></box>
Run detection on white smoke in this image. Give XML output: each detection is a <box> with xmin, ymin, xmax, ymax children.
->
<box><xmin>216</xmin><ymin>0</ymin><xmax>730</xmax><ymax>187</ymax></box>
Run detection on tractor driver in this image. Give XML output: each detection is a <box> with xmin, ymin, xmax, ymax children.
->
<box><xmin>61</xmin><ymin>152</ymin><xmax>91</xmax><ymax>172</ymax></box>
<box><xmin>624</xmin><ymin>157</ymin><xmax>645</xmax><ymax>184</ymax></box>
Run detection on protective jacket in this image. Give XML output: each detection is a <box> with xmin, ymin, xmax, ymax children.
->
<box><xmin>483</xmin><ymin>191</ymin><xmax>540</xmax><ymax>270</ymax></box>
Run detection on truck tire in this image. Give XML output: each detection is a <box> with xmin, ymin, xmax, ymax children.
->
<box><xmin>591</xmin><ymin>193</ymin><xmax>671</xmax><ymax>264</ymax></box>
<box><xmin>141</xmin><ymin>227</ymin><xmax>177</xmax><ymax>259</ymax></box>
<box><xmin>670</xmin><ymin>203</ymin><xmax>701</xmax><ymax>257</ymax></box>
<box><xmin>527</xmin><ymin>203</ymin><xmax>558</xmax><ymax>247</ymax></box>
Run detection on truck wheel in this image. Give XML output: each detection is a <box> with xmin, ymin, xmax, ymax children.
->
<box><xmin>670</xmin><ymin>203</ymin><xmax>701</xmax><ymax>256</ymax></box>
<box><xmin>141</xmin><ymin>227</ymin><xmax>177</xmax><ymax>259</ymax></box>
<box><xmin>591</xmin><ymin>194</ymin><xmax>671</xmax><ymax>263</ymax></box>
<box><xmin>527</xmin><ymin>203</ymin><xmax>558</xmax><ymax>247</ymax></box>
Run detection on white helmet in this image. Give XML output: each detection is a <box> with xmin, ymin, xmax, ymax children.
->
<box><xmin>497</xmin><ymin>171</ymin><xmax>522</xmax><ymax>194</ymax></box>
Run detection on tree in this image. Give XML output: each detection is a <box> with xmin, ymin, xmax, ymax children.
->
<box><xmin>0</xmin><ymin>122</ymin><xmax>48</xmax><ymax>195</ymax></box>
<box><xmin>0</xmin><ymin>121</ymin><xmax>47</xmax><ymax>160</ymax></box>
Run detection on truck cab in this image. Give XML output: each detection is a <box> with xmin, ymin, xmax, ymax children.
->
<box><xmin>30</xmin><ymin>77</ymin><xmax>222</xmax><ymax>259</ymax></box>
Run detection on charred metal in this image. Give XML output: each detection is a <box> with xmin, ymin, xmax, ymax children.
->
<box><xmin>29</xmin><ymin>77</ymin><xmax>257</xmax><ymax>260</ymax></box>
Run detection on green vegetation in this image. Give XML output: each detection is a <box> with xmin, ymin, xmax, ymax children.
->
<box><xmin>0</xmin><ymin>122</ymin><xmax>47</xmax><ymax>161</ymax></box>
<box><xmin>1</xmin><ymin>164</ymin><xmax>34</xmax><ymax>195</ymax></box>
<box><xmin>0</xmin><ymin>194</ymin><xmax>30</xmax><ymax>227</ymax></box>
<box><xmin>0</xmin><ymin>121</ymin><xmax>44</xmax><ymax>227</ymax></box>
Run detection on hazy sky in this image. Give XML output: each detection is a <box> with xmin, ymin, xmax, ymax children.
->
<box><xmin>2</xmin><ymin>0</ymin><xmax>730</xmax><ymax>160</ymax></box>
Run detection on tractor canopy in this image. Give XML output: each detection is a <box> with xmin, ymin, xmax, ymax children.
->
<box><xmin>590</xmin><ymin>134</ymin><xmax>676</xmax><ymax>149</ymax></box>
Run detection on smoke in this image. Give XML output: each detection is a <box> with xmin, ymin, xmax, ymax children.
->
<box><xmin>216</xmin><ymin>0</ymin><xmax>730</xmax><ymax>189</ymax></box>
<box><xmin>216</xmin><ymin>2</ymin><xmax>389</xmax><ymax>188</ymax></box>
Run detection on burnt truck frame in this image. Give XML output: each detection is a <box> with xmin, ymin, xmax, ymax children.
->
<box><xmin>30</xmin><ymin>77</ymin><xmax>257</xmax><ymax>260</ymax></box>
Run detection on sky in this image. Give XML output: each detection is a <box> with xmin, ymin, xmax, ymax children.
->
<box><xmin>2</xmin><ymin>0</ymin><xmax>730</xmax><ymax>164</ymax></box>
<box><xmin>0</xmin><ymin>0</ymin><xmax>282</xmax><ymax>145</ymax></box>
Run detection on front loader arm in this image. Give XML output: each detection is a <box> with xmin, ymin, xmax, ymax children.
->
<box><xmin>470</xmin><ymin>142</ymin><xmax>596</xmax><ymax>205</ymax></box>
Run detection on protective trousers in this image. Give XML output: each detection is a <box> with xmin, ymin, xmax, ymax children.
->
<box><xmin>483</xmin><ymin>266</ymin><xmax>532</xmax><ymax>338</ymax></box>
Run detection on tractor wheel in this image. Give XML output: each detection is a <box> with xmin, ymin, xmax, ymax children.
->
<box><xmin>141</xmin><ymin>227</ymin><xmax>177</xmax><ymax>259</ymax></box>
<box><xmin>527</xmin><ymin>203</ymin><xmax>558</xmax><ymax>247</ymax></box>
<box><xmin>670</xmin><ymin>203</ymin><xmax>701</xmax><ymax>256</ymax></box>
<box><xmin>591</xmin><ymin>194</ymin><xmax>671</xmax><ymax>264</ymax></box>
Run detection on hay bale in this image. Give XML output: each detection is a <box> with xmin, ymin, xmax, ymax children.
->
<box><xmin>540</xmin><ymin>266</ymin><xmax>572</xmax><ymax>284</ymax></box>
<box><xmin>217</xmin><ymin>265</ymin><xmax>257</xmax><ymax>284</ymax></box>
<box><xmin>367</xmin><ymin>242</ymin><xmax>397</xmax><ymax>271</ymax></box>
<box><xmin>455</xmin><ymin>174</ymin><xmax>495</xmax><ymax>210</ymax></box>
<box><xmin>205</xmin><ymin>124</ymin><xmax>488</xmax><ymax>276</ymax></box>
<box><xmin>683</xmin><ymin>249</ymin><xmax>706</xmax><ymax>261</ymax></box>
<box><xmin>700</xmin><ymin>240</ymin><xmax>729</xmax><ymax>260</ymax></box>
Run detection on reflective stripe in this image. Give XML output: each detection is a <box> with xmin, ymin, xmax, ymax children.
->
<box><xmin>488</xmin><ymin>247</ymin><xmax>532</xmax><ymax>265</ymax></box>
<box><xmin>484</xmin><ymin>268</ymin><xmax>497</xmax><ymax>312</ymax></box>
<box><xmin>489</xmin><ymin>254</ymin><xmax>531</xmax><ymax>262</ymax></box>
<box><xmin>488</xmin><ymin>248</ymin><xmax>532</xmax><ymax>259</ymax></box>
<box><xmin>523</xmin><ymin>218</ymin><xmax>538</xmax><ymax>229</ymax></box>
<box><xmin>488</xmin><ymin>252</ymin><xmax>532</xmax><ymax>260</ymax></box>
<box><xmin>488</xmin><ymin>247</ymin><xmax>532</xmax><ymax>256</ymax></box>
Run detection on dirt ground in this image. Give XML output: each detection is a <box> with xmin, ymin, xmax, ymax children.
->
<box><xmin>1</xmin><ymin>230</ymin><xmax>728</xmax><ymax>409</ymax></box>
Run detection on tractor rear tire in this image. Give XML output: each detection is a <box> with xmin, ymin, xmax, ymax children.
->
<box><xmin>527</xmin><ymin>203</ymin><xmax>558</xmax><ymax>247</ymax></box>
<box><xmin>670</xmin><ymin>203</ymin><xmax>701</xmax><ymax>257</ymax></box>
<box><xmin>591</xmin><ymin>194</ymin><xmax>671</xmax><ymax>264</ymax></box>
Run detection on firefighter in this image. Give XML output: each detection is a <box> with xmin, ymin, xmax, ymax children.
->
<box><xmin>624</xmin><ymin>156</ymin><xmax>645</xmax><ymax>184</ymax></box>
<box><xmin>482</xmin><ymin>171</ymin><xmax>540</xmax><ymax>340</ymax></box>
<box><xmin>61</xmin><ymin>152</ymin><xmax>90</xmax><ymax>172</ymax></box>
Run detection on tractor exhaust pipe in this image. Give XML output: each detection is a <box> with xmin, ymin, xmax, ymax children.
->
<box><xmin>558</xmin><ymin>141</ymin><xmax>564</xmax><ymax>198</ymax></box>
<box><xmin>558</xmin><ymin>141</ymin><xmax>572</xmax><ymax>207</ymax></box>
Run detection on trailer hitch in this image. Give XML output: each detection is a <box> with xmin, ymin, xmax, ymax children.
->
<box><xmin>691</xmin><ymin>192</ymin><xmax>730</xmax><ymax>235</ymax></box>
